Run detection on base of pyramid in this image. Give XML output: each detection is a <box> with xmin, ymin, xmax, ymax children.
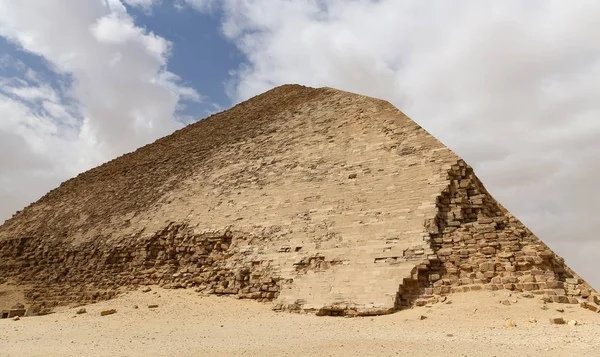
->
<box><xmin>0</xmin><ymin>158</ymin><xmax>597</xmax><ymax>316</ymax></box>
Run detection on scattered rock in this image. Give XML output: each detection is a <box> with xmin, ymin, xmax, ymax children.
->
<box><xmin>550</xmin><ymin>317</ymin><xmax>565</xmax><ymax>325</ymax></box>
<box><xmin>528</xmin><ymin>318</ymin><xmax>537</xmax><ymax>323</ymax></box>
<box><xmin>133</xmin><ymin>305</ymin><xmax>139</xmax><ymax>309</ymax></box>
<box><xmin>501</xmin><ymin>300</ymin><xmax>511</xmax><ymax>306</ymax></box>
<box><xmin>446</xmin><ymin>333</ymin><xmax>454</xmax><ymax>337</ymax></box>
<box><xmin>348</xmin><ymin>173</ymin><xmax>357</xmax><ymax>179</ymax></box>
<box><xmin>148</xmin><ymin>304</ymin><xmax>159</xmax><ymax>309</ymax></box>
<box><xmin>567</xmin><ymin>320</ymin><xmax>578</xmax><ymax>326</ymax></box>
<box><xmin>141</xmin><ymin>287</ymin><xmax>152</xmax><ymax>293</ymax></box>
<box><xmin>556</xmin><ymin>308</ymin><xmax>564</xmax><ymax>313</ymax></box>
<box><xmin>440</xmin><ymin>296</ymin><xmax>447</xmax><ymax>303</ymax></box>
<box><xmin>100</xmin><ymin>309</ymin><xmax>117</xmax><ymax>316</ymax></box>
<box><xmin>445</xmin><ymin>300</ymin><xmax>452</xmax><ymax>305</ymax></box>
<box><xmin>521</xmin><ymin>293</ymin><xmax>534</xmax><ymax>299</ymax></box>
<box><xmin>12</xmin><ymin>316</ymin><xmax>20</xmax><ymax>321</ymax></box>
<box><xmin>76</xmin><ymin>308</ymin><xmax>86</xmax><ymax>314</ymax></box>
<box><xmin>541</xmin><ymin>305</ymin><xmax>549</xmax><ymax>311</ymax></box>
<box><xmin>506</xmin><ymin>319</ymin><xmax>516</xmax><ymax>327</ymax></box>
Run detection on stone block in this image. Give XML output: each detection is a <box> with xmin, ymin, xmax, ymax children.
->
<box><xmin>553</xmin><ymin>289</ymin><xmax>566</xmax><ymax>296</ymax></box>
<box><xmin>100</xmin><ymin>309</ymin><xmax>116</xmax><ymax>316</ymax></box>
<box><xmin>501</xmin><ymin>276</ymin><xmax>517</xmax><ymax>284</ymax></box>
<box><xmin>481</xmin><ymin>247</ymin><xmax>496</xmax><ymax>255</ymax></box>
<box><xmin>553</xmin><ymin>296</ymin><xmax>569</xmax><ymax>304</ymax></box>
<box><xmin>520</xmin><ymin>275</ymin><xmax>535</xmax><ymax>283</ymax></box>
<box><xmin>479</xmin><ymin>262</ymin><xmax>495</xmax><ymax>272</ymax></box>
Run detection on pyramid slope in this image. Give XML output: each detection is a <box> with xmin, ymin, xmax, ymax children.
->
<box><xmin>0</xmin><ymin>85</ymin><xmax>596</xmax><ymax>315</ymax></box>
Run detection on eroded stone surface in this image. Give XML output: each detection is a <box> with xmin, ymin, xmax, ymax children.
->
<box><xmin>0</xmin><ymin>85</ymin><xmax>596</xmax><ymax>315</ymax></box>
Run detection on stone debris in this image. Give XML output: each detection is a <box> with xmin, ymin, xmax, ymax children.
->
<box><xmin>12</xmin><ymin>316</ymin><xmax>20</xmax><ymax>321</ymax></box>
<box><xmin>556</xmin><ymin>308</ymin><xmax>564</xmax><ymax>313</ymax></box>
<box><xmin>100</xmin><ymin>309</ymin><xmax>117</xmax><ymax>316</ymax></box>
<box><xmin>505</xmin><ymin>319</ymin><xmax>516</xmax><ymax>328</ymax></box>
<box><xmin>76</xmin><ymin>308</ymin><xmax>86</xmax><ymax>314</ymax></box>
<box><xmin>148</xmin><ymin>304</ymin><xmax>159</xmax><ymax>309</ymax></box>
<box><xmin>586</xmin><ymin>304</ymin><xmax>599</xmax><ymax>313</ymax></box>
<box><xmin>567</xmin><ymin>320</ymin><xmax>578</xmax><ymax>326</ymax></box>
<box><xmin>550</xmin><ymin>317</ymin><xmax>565</xmax><ymax>325</ymax></box>
<box><xmin>141</xmin><ymin>287</ymin><xmax>152</xmax><ymax>293</ymax></box>
<box><xmin>418</xmin><ymin>315</ymin><xmax>427</xmax><ymax>320</ymax></box>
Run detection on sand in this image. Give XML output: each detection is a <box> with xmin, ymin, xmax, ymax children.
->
<box><xmin>1</xmin><ymin>288</ymin><xmax>599</xmax><ymax>357</ymax></box>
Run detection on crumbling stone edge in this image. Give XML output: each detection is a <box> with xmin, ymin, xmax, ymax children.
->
<box><xmin>395</xmin><ymin>159</ymin><xmax>599</xmax><ymax>313</ymax></box>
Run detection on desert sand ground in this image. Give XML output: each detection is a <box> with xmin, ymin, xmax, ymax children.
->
<box><xmin>1</xmin><ymin>287</ymin><xmax>599</xmax><ymax>357</ymax></box>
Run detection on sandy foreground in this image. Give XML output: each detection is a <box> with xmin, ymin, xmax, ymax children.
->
<box><xmin>1</xmin><ymin>287</ymin><xmax>599</xmax><ymax>357</ymax></box>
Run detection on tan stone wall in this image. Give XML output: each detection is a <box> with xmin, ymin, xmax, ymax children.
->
<box><xmin>0</xmin><ymin>85</ymin><xmax>596</xmax><ymax>316</ymax></box>
<box><xmin>0</xmin><ymin>224</ymin><xmax>284</xmax><ymax>310</ymax></box>
<box><xmin>397</xmin><ymin>160</ymin><xmax>598</xmax><ymax>308</ymax></box>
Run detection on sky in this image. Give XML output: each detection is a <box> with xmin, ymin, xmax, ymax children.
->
<box><xmin>0</xmin><ymin>0</ymin><xmax>598</xmax><ymax>288</ymax></box>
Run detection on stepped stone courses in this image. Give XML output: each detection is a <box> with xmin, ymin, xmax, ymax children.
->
<box><xmin>0</xmin><ymin>85</ymin><xmax>596</xmax><ymax>316</ymax></box>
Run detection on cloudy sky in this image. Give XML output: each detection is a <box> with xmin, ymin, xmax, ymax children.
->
<box><xmin>0</xmin><ymin>0</ymin><xmax>598</xmax><ymax>288</ymax></box>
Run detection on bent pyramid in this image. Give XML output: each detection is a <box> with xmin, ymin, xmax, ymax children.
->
<box><xmin>0</xmin><ymin>85</ymin><xmax>597</xmax><ymax>316</ymax></box>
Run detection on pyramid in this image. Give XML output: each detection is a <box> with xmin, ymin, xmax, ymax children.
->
<box><xmin>0</xmin><ymin>85</ymin><xmax>597</xmax><ymax>316</ymax></box>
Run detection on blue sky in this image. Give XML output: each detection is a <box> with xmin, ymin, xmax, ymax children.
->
<box><xmin>0</xmin><ymin>0</ymin><xmax>599</xmax><ymax>288</ymax></box>
<box><xmin>124</xmin><ymin>1</ymin><xmax>243</xmax><ymax>118</ymax></box>
<box><xmin>1</xmin><ymin>1</ymin><xmax>242</xmax><ymax>125</ymax></box>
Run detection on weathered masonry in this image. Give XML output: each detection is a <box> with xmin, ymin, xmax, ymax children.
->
<box><xmin>0</xmin><ymin>85</ymin><xmax>597</xmax><ymax>316</ymax></box>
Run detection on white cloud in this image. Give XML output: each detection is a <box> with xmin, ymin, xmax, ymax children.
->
<box><xmin>0</xmin><ymin>0</ymin><xmax>199</xmax><ymax>220</ymax></box>
<box><xmin>122</xmin><ymin>0</ymin><xmax>159</xmax><ymax>10</ymax></box>
<box><xmin>91</xmin><ymin>12</ymin><xmax>169</xmax><ymax>60</ymax></box>
<box><xmin>190</xmin><ymin>0</ymin><xmax>600</xmax><ymax>288</ymax></box>
<box><xmin>3</xmin><ymin>82</ymin><xmax>59</xmax><ymax>102</ymax></box>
